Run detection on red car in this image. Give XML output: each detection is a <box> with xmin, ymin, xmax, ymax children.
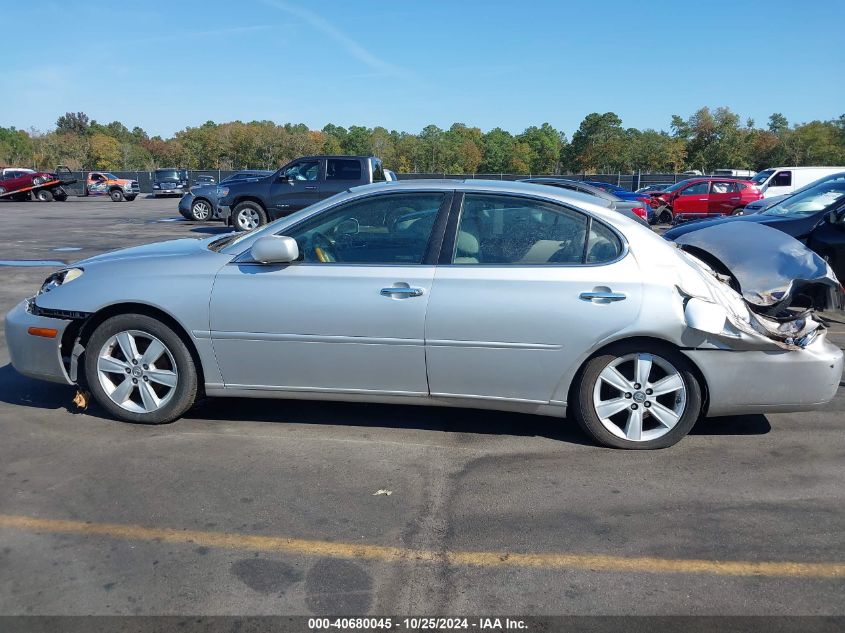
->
<box><xmin>653</xmin><ymin>177</ymin><xmax>763</xmax><ymax>223</ymax></box>
<box><xmin>0</xmin><ymin>167</ymin><xmax>68</xmax><ymax>201</ymax></box>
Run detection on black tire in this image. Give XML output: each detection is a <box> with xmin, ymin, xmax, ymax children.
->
<box><xmin>732</xmin><ymin>207</ymin><xmax>745</xmax><ymax>216</ymax></box>
<box><xmin>190</xmin><ymin>198</ymin><xmax>213</xmax><ymax>221</ymax></box>
<box><xmin>110</xmin><ymin>189</ymin><xmax>124</xmax><ymax>202</ymax></box>
<box><xmin>35</xmin><ymin>189</ymin><xmax>53</xmax><ymax>202</ymax></box>
<box><xmin>570</xmin><ymin>342</ymin><xmax>703</xmax><ymax>449</ymax></box>
<box><xmin>125</xmin><ymin>195</ymin><xmax>137</xmax><ymax>202</ymax></box>
<box><xmin>658</xmin><ymin>209</ymin><xmax>673</xmax><ymax>224</ymax></box>
<box><xmin>83</xmin><ymin>313</ymin><xmax>198</xmax><ymax>425</ymax></box>
<box><xmin>232</xmin><ymin>201</ymin><xmax>268</xmax><ymax>232</ymax></box>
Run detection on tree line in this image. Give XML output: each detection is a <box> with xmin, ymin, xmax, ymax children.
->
<box><xmin>1</xmin><ymin>107</ymin><xmax>843</xmax><ymax>175</ymax></box>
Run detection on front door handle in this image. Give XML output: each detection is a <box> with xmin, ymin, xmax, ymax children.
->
<box><xmin>381</xmin><ymin>287</ymin><xmax>424</xmax><ymax>297</ymax></box>
<box><xmin>580</xmin><ymin>291</ymin><xmax>626</xmax><ymax>302</ymax></box>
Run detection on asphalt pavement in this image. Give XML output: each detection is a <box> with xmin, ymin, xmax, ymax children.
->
<box><xmin>0</xmin><ymin>196</ymin><xmax>843</xmax><ymax>617</ymax></box>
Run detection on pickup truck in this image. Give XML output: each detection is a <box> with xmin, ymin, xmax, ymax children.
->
<box><xmin>218</xmin><ymin>155</ymin><xmax>391</xmax><ymax>231</ymax></box>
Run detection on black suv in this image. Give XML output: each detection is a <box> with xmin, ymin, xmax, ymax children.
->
<box><xmin>218</xmin><ymin>156</ymin><xmax>390</xmax><ymax>231</ymax></box>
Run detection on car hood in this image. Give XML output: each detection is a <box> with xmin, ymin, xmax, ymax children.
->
<box><xmin>663</xmin><ymin>213</ymin><xmax>793</xmax><ymax>239</ymax></box>
<box><xmin>76</xmin><ymin>237</ymin><xmax>220</xmax><ymax>267</ymax></box>
<box><xmin>670</xmin><ymin>222</ymin><xmax>841</xmax><ymax>313</ymax></box>
<box><xmin>190</xmin><ymin>184</ymin><xmax>217</xmax><ymax>194</ymax></box>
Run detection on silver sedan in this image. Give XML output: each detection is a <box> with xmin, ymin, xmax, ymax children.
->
<box><xmin>6</xmin><ymin>180</ymin><xmax>843</xmax><ymax>448</ymax></box>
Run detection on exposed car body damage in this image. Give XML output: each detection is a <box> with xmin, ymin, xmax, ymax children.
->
<box><xmin>669</xmin><ymin>222</ymin><xmax>843</xmax><ymax>350</ymax></box>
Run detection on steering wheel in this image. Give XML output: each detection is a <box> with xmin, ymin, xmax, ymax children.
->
<box><xmin>311</xmin><ymin>232</ymin><xmax>339</xmax><ymax>263</ymax></box>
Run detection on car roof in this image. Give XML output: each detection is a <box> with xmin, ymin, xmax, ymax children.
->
<box><xmin>348</xmin><ymin>178</ymin><xmax>617</xmax><ymax>215</ymax></box>
<box><xmin>683</xmin><ymin>176</ymin><xmax>756</xmax><ymax>183</ymax></box>
<box><xmin>297</xmin><ymin>155</ymin><xmax>377</xmax><ymax>160</ymax></box>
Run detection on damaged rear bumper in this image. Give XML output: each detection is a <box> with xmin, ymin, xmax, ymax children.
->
<box><xmin>683</xmin><ymin>333</ymin><xmax>843</xmax><ymax>416</ymax></box>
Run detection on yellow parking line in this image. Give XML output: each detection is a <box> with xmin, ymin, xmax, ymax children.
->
<box><xmin>0</xmin><ymin>513</ymin><xmax>842</xmax><ymax>578</ymax></box>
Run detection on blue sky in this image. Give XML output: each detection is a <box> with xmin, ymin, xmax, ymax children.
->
<box><xmin>1</xmin><ymin>0</ymin><xmax>843</xmax><ymax>138</ymax></box>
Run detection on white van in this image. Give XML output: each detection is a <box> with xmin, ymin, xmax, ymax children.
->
<box><xmin>751</xmin><ymin>166</ymin><xmax>845</xmax><ymax>198</ymax></box>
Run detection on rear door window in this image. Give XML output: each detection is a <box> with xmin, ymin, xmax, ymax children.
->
<box><xmin>453</xmin><ymin>194</ymin><xmax>590</xmax><ymax>265</ymax></box>
<box><xmin>326</xmin><ymin>159</ymin><xmax>363</xmax><ymax>181</ymax></box>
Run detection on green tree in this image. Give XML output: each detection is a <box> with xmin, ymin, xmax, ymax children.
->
<box><xmin>89</xmin><ymin>133</ymin><xmax>121</xmax><ymax>169</ymax></box>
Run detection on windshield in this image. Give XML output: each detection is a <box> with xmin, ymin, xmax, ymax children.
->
<box><xmin>751</xmin><ymin>169</ymin><xmax>774</xmax><ymax>186</ymax></box>
<box><xmin>762</xmin><ymin>179</ymin><xmax>845</xmax><ymax>217</ymax></box>
<box><xmin>155</xmin><ymin>170</ymin><xmax>186</xmax><ymax>181</ymax></box>
<box><xmin>662</xmin><ymin>180</ymin><xmax>691</xmax><ymax>193</ymax></box>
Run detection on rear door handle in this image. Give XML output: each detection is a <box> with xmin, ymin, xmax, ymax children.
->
<box><xmin>580</xmin><ymin>291</ymin><xmax>626</xmax><ymax>302</ymax></box>
<box><xmin>380</xmin><ymin>287</ymin><xmax>424</xmax><ymax>297</ymax></box>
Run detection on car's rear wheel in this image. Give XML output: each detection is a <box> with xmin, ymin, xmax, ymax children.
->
<box><xmin>84</xmin><ymin>314</ymin><xmax>198</xmax><ymax>424</ymax></box>
<box><xmin>110</xmin><ymin>189</ymin><xmax>124</xmax><ymax>202</ymax></box>
<box><xmin>35</xmin><ymin>189</ymin><xmax>53</xmax><ymax>202</ymax></box>
<box><xmin>571</xmin><ymin>343</ymin><xmax>702</xmax><ymax>449</ymax></box>
<box><xmin>190</xmin><ymin>199</ymin><xmax>212</xmax><ymax>221</ymax></box>
<box><xmin>233</xmin><ymin>201</ymin><xmax>267</xmax><ymax>232</ymax></box>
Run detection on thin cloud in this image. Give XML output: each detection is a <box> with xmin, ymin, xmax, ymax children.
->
<box><xmin>261</xmin><ymin>0</ymin><xmax>411</xmax><ymax>80</ymax></box>
<box><xmin>131</xmin><ymin>25</ymin><xmax>272</xmax><ymax>45</ymax></box>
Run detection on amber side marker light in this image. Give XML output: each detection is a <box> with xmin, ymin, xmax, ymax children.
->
<box><xmin>27</xmin><ymin>327</ymin><xmax>58</xmax><ymax>338</ymax></box>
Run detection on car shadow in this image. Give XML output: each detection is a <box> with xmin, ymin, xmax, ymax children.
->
<box><xmin>184</xmin><ymin>396</ymin><xmax>596</xmax><ymax>445</ymax></box>
<box><xmin>690</xmin><ymin>414</ymin><xmax>771</xmax><ymax>436</ymax></box>
<box><xmin>0</xmin><ymin>363</ymin><xmax>773</xmax><ymax>443</ymax></box>
<box><xmin>0</xmin><ymin>364</ymin><xmax>76</xmax><ymax>411</ymax></box>
<box><xmin>190</xmin><ymin>226</ymin><xmax>231</xmax><ymax>235</ymax></box>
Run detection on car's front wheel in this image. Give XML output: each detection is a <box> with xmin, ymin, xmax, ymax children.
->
<box><xmin>110</xmin><ymin>189</ymin><xmax>124</xmax><ymax>202</ymax></box>
<box><xmin>232</xmin><ymin>201</ymin><xmax>267</xmax><ymax>232</ymax></box>
<box><xmin>190</xmin><ymin>198</ymin><xmax>212</xmax><ymax>221</ymax></box>
<box><xmin>571</xmin><ymin>343</ymin><xmax>702</xmax><ymax>449</ymax></box>
<box><xmin>84</xmin><ymin>314</ymin><xmax>198</xmax><ymax>424</ymax></box>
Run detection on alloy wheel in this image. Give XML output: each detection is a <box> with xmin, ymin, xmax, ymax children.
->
<box><xmin>97</xmin><ymin>330</ymin><xmax>178</xmax><ymax>413</ymax></box>
<box><xmin>592</xmin><ymin>353</ymin><xmax>686</xmax><ymax>442</ymax></box>
<box><xmin>237</xmin><ymin>208</ymin><xmax>260</xmax><ymax>231</ymax></box>
<box><xmin>192</xmin><ymin>200</ymin><xmax>211</xmax><ymax>220</ymax></box>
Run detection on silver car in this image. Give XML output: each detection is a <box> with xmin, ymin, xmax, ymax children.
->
<box><xmin>6</xmin><ymin>180</ymin><xmax>843</xmax><ymax>449</ymax></box>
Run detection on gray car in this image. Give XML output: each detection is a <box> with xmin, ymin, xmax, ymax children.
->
<box><xmin>520</xmin><ymin>177</ymin><xmax>653</xmax><ymax>225</ymax></box>
<box><xmin>6</xmin><ymin>180</ymin><xmax>842</xmax><ymax>449</ymax></box>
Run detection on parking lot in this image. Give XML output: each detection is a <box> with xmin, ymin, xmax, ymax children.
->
<box><xmin>0</xmin><ymin>196</ymin><xmax>843</xmax><ymax>616</ymax></box>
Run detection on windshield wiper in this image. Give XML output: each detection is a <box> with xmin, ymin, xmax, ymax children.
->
<box><xmin>208</xmin><ymin>234</ymin><xmax>237</xmax><ymax>252</ymax></box>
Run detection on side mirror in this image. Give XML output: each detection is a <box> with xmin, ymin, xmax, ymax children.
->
<box><xmin>249</xmin><ymin>235</ymin><xmax>299</xmax><ymax>264</ymax></box>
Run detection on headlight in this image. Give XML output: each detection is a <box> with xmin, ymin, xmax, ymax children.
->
<box><xmin>217</xmin><ymin>186</ymin><xmax>229</xmax><ymax>197</ymax></box>
<box><xmin>39</xmin><ymin>268</ymin><xmax>84</xmax><ymax>295</ymax></box>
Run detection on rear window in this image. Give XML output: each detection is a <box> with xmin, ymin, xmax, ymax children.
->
<box><xmin>372</xmin><ymin>160</ymin><xmax>386</xmax><ymax>182</ymax></box>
